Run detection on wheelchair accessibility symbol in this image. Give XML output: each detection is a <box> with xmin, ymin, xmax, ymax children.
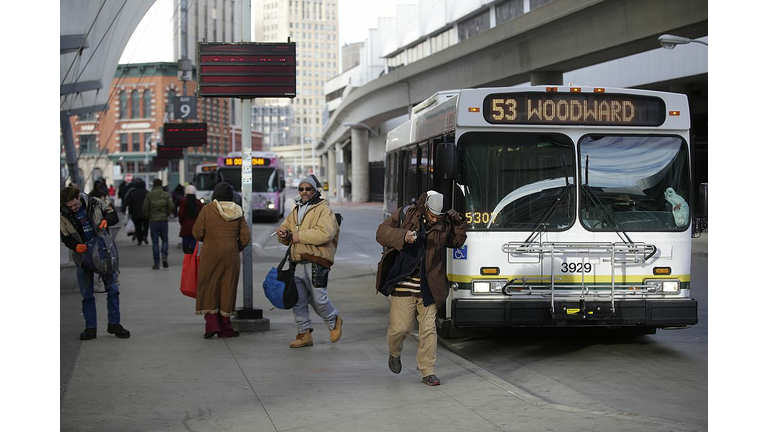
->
<box><xmin>453</xmin><ymin>245</ymin><xmax>467</xmax><ymax>260</ymax></box>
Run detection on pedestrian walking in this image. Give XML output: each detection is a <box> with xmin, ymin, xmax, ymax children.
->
<box><xmin>375</xmin><ymin>190</ymin><xmax>467</xmax><ymax>386</ymax></box>
<box><xmin>143</xmin><ymin>178</ymin><xmax>174</xmax><ymax>269</ymax></box>
<box><xmin>343</xmin><ymin>179</ymin><xmax>352</xmax><ymax>202</ymax></box>
<box><xmin>178</xmin><ymin>185</ymin><xmax>204</xmax><ymax>254</ymax></box>
<box><xmin>60</xmin><ymin>185</ymin><xmax>131</xmax><ymax>340</ymax></box>
<box><xmin>122</xmin><ymin>178</ymin><xmax>149</xmax><ymax>245</ymax></box>
<box><xmin>171</xmin><ymin>184</ymin><xmax>185</xmax><ymax>217</ymax></box>
<box><xmin>192</xmin><ymin>182</ymin><xmax>251</xmax><ymax>338</ymax></box>
<box><xmin>276</xmin><ymin>175</ymin><xmax>343</xmax><ymax>348</ymax></box>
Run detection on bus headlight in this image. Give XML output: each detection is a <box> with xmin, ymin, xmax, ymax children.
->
<box><xmin>472</xmin><ymin>280</ymin><xmax>506</xmax><ymax>294</ymax></box>
<box><xmin>645</xmin><ymin>279</ymin><xmax>680</xmax><ymax>293</ymax></box>
<box><xmin>267</xmin><ymin>202</ymin><xmax>275</xmax><ymax>210</ymax></box>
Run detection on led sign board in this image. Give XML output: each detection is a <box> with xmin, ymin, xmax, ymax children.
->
<box><xmin>222</xmin><ymin>157</ymin><xmax>271</xmax><ymax>167</ymax></box>
<box><xmin>163</xmin><ymin>122</ymin><xmax>207</xmax><ymax>147</ymax></box>
<box><xmin>197</xmin><ymin>42</ymin><xmax>296</xmax><ymax>98</ymax></box>
<box><xmin>155</xmin><ymin>145</ymin><xmax>183</xmax><ymax>160</ymax></box>
<box><xmin>482</xmin><ymin>93</ymin><xmax>666</xmax><ymax>126</ymax></box>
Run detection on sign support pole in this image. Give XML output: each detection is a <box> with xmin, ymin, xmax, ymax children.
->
<box><xmin>232</xmin><ymin>0</ymin><xmax>267</xmax><ymax>331</ymax></box>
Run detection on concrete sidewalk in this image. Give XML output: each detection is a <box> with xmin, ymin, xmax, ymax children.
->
<box><xmin>60</xmin><ymin>216</ymin><xmax>702</xmax><ymax>431</ymax></box>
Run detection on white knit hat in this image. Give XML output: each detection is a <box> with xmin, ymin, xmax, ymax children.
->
<box><xmin>185</xmin><ymin>185</ymin><xmax>196</xmax><ymax>195</ymax></box>
<box><xmin>425</xmin><ymin>190</ymin><xmax>444</xmax><ymax>215</ymax></box>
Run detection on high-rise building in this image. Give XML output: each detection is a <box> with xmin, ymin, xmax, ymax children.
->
<box><xmin>254</xmin><ymin>0</ymin><xmax>339</xmax><ymax>178</ymax></box>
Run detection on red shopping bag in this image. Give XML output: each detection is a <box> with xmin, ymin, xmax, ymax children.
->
<box><xmin>180</xmin><ymin>242</ymin><xmax>201</xmax><ymax>298</ymax></box>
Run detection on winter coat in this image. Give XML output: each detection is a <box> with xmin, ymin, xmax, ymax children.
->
<box><xmin>375</xmin><ymin>192</ymin><xmax>467</xmax><ymax>307</ymax></box>
<box><xmin>123</xmin><ymin>182</ymin><xmax>149</xmax><ymax>219</ymax></box>
<box><xmin>178</xmin><ymin>196</ymin><xmax>204</xmax><ymax>237</ymax></box>
<box><xmin>60</xmin><ymin>192</ymin><xmax>120</xmax><ymax>267</ymax></box>
<box><xmin>192</xmin><ymin>200</ymin><xmax>251</xmax><ymax>317</ymax></box>
<box><xmin>277</xmin><ymin>195</ymin><xmax>339</xmax><ymax>266</ymax></box>
<box><xmin>142</xmin><ymin>185</ymin><xmax>174</xmax><ymax>222</ymax></box>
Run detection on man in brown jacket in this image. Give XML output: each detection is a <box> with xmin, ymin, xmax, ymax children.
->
<box><xmin>375</xmin><ymin>191</ymin><xmax>467</xmax><ymax>386</ymax></box>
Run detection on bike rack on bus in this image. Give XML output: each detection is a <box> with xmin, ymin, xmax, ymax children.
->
<box><xmin>500</xmin><ymin>242</ymin><xmax>657</xmax><ymax>316</ymax></box>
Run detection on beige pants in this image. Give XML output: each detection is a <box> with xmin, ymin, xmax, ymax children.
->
<box><xmin>386</xmin><ymin>295</ymin><xmax>437</xmax><ymax>377</ymax></box>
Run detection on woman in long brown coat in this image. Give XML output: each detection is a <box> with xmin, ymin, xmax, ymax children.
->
<box><xmin>192</xmin><ymin>182</ymin><xmax>250</xmax><ymax>338</ymax></box>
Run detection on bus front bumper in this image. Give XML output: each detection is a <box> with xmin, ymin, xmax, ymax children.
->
<box><xmin>450</xmin><ymin>298</ymin><xmax>698</xmax><ymax>328</ymax></box>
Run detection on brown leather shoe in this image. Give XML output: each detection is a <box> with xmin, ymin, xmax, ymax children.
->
<box><xmin>290</xmin><ymin>330</ymin><xmax>313</xmax><ymax>348</ymax></box>
<box><xmin>330</xmin><ymin>315</ymin><xmax>343</xmax><ymax>343</ymax></box>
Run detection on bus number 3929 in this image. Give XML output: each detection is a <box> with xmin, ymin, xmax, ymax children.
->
<box><xmin>561</xmin><ymin>262</ymin><xmax>593</xmax><ymax>273</ymax></box>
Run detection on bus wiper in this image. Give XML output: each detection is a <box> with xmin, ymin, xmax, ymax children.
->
<box><xmin>523</xmin><ymin>155</ymin><xmax>571</xmax><ymax>244</ymax></box>
<box><xmin>582</xmin><ymin>155</ymin><xmax>634</xmax><ymax>246</ymax></box>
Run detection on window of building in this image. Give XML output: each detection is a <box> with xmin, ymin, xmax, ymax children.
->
<box><xmin>79</xmin><ymin>135</ymin><xmax>96</xmax><ymax>154</ymax></box>
<box><xmin>143</xmin><ymin>89</ymin><xmax>151</xmax><ymax>118</ymax></box>
<box><xmin>119</xmin><ymin>91</ymin><xmax>127</xmax><ymax>119</ymax></box>
<box><xmin>131</xmin><ymin>90</ymin><xmax>139</xmax><ymax>118</ymax></box>
<box><xmin>458</xmin><ymin>9</ymin><xmax>491</xmax><ymax>41</ymax></box>
<box><xmin>530</xmin><ymin>0</ymin><xmax>554</xmax><ymax>11</ymax></box>
<box><xmin>132</xmin><ymin>133</ymin><xmax>140</xmax><ymax>152</ymax></box>
<box><xmin>496</xmin><ymin>0</ymin><xmax>524</xmax><ymax>25</ymax></box>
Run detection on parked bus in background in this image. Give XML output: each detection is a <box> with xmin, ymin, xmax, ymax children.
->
<box><xmin>383</xmin><ymin>86</ymin><xmax>705</xmax><ymax>338</ymax></box>
<box><xmin>193</xmin><ymin>162</ymin><xmax>218</xmax><ymax>204</ymax></box>
<box><xmin>195</xmin><ymin>152</ymin><xmax>286</xmax><ymax>221</ymax></box>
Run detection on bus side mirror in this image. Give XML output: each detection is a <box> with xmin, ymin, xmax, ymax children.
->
<box><xmin>436</xmin><ymin>142</ymin><xmax>456</xmax><ymax>181</ymax></box>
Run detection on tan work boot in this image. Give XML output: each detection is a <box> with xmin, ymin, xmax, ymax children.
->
<box><xmin>290</xmin><ymin>330</ymin><xmax>313</xmax><ymax>348</ymax></box>
<box><xmin>330</xmin><ymin>315</ymin><xmax>343</xmax><ymax>343</ymax></box>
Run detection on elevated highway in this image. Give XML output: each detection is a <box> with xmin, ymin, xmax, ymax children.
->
<box><xmin>317</xmin><ymin>0</ymin><xmax>707</xmax><ymax>202</ymax></box>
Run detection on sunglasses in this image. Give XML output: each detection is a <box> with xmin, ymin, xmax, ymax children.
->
<box><xmin>298</xmin><ymin>187</ymin><xmax>315</xmax><ymax>192</ymax></box>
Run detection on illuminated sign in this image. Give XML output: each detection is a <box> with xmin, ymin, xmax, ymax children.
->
<box><xmin>155</xmin><ymin>145</ymin><xmax>183</xmax><ymax>160</ymax></box>
<box><xmin>201</xmin><ymin>165</ymin><xmax>217</xmax><ymax>172</ymax></box>
<box><xmin>483</xmin><ymin>93</ymin><xmax>666</xmax><ymax>126</ymax></box>
<box><xmin>163</xmin><ymin>122</ymin><xmax>207</xmax><ymax>147</ymax></box>
<box><xmin>223</xmin><ymin>157</ymin><xmax>271</xmax><ymax>167</ymax></box>
<box><xmin>197</xmin><ymin>42</ymin><xmax>296</xmax><ymax>98</ymax></box>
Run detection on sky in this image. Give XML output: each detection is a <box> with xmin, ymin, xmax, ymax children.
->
<box><xmin>119</xmin><ymin>0</ymin><xmax>416</xmax><ymax>65</ymax></box>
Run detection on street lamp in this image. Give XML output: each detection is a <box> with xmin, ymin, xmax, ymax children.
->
<box><xmin>658</xmin><ymin>34</ymin><xmax>708</xmax><ymax>50</ymax></box>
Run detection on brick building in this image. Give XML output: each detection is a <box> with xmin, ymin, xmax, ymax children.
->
<box><xmin>63</xmin><ymin>62</ymin><xmax>261</xmax><ymax>192</ymax></box>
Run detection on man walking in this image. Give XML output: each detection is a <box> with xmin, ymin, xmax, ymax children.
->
<box><xmin>60</xmin><ymin>185</ymin><xmax>131</xmax><ymax>340</ymax></box>
<box><xmin>122</xmin><ymin>178</ymin><xmax>149</xmax><ymax>245</ymax></box>
<box><xmin>143</xmin><ymin>178</ymin><xmax>174</xmax><ymax>269</ymax></box>
<box><xmin>276</xmin><ymin>175</ymin><xmax>343</xmax><ymax>348</ymax></box>
<box><xmin>375</xmin><ymin>191</ymin><xmax>466</xmax><ymax>386</ymax></box>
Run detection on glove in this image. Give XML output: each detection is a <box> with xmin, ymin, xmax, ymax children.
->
<box><xmin>76</xmin><ymin>244</ymin><xmax>88</xmax><ymax>253</ymax></box>
<box><xmin>446</xmin><ymin>209</ymin><xmax>462</xmax><ymax>222</ymax></box>
<box><xmin>99</xmin><ymin>220</ymin><xmax>108</xmax><ymax>230</ymax></box>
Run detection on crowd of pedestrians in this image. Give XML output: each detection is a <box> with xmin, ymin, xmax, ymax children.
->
<box><xmin>60</xmin><ymin>176</ymin><xmax>465</xmax><ymax>386</ymax></box>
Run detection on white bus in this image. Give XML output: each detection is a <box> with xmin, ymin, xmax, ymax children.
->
<box><xmin>193</xmin><ymin>162</ymin><xmax>218</xmax><ymax>204</ymax></box>
<box><xmin>383</xmin><ymin>86</ymin><xmax>703</xmax><ymax>337</ymax></box>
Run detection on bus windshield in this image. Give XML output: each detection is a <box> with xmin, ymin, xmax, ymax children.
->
<box><xmin>218</xmin><ymin>167</ymin><xmax>279</xmax><ymax>193</ymax></box>
<box><xmin>457</xmin><ymin>132</ymin><xmax>576</xmax><ymax>231</ymax></box>
<box><xmin>580</xmin><ymin>135</ymin><xmax>690</xmax><ymax>231</ymax></box>
<box><xmin>195</xmin><ymin>172</ymin><xmax>217</xmax><ymax>191</ymax></box>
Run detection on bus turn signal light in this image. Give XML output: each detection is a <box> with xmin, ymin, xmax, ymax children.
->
<box><xmin>468</xmin><ymin>107</ymin><xmax>480</xmax><ymax>112</ymax></box>
<box><xmin>653</xmin><ymin>267</ymin><xmax>672</xmax><ymax>275</ymax></box>
<box><xmin>480</xmin><ymin>267</ymin><xmax>500</xmax><ymax>275</ymax></box>
<box><xmin>669</xmin><ymin>110</ymin><xmax>681</xmax><ymax>116</ymax></box>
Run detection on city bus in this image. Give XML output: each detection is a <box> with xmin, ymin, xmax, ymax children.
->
<box><xmin>193</xmin><ymin>162</ymin><xmax>218</xmax><ymax>204</ymax></box>
<box><xmin>382</xmin><ymin>86</ymin><xmax>703</xmax><ymax>338</ymax></box>
<box><xmin>196</xmin><ymin>151</ymin><xmax>286</xmax><ymax>221</ymax></box>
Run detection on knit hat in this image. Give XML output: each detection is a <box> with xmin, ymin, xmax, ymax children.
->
<box><xmin>184</xmin><ymin>185</ymin><xmax>196</xmax><ymax>195</ymax></box>
<box><xmin>425</xmin><ymin>190</ymin><xmax>444</xmax><ymax>215</ymax></box>
<box><xmin>299</xmin><ymin>174</ymin><xmax>321</xmax><ymax>190</ymax></box>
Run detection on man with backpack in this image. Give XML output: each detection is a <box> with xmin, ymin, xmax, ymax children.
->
<box><xmin>60</xmin><ymin>185</ymin><xmax>131</xmax><ymax>341</ymax></box>
<box><xmin>143</xmin><ymin>178</ymin><xmax>174</xmax><ymax>270</ymax></box>
<box><xmin>375</xmin><ymin>191</ymin><xmax>466</xmax><ymax>386</ymax></box>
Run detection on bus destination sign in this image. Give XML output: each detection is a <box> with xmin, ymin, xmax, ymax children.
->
<box><xmin>222</xmin><ymin>157</ymin><xmax>271</xmax><ymax>167</ymax></box>
<box><xmin>482</xmin><ymin>93</ymin><xmax>666</xmax><ymax>126</ymax></box>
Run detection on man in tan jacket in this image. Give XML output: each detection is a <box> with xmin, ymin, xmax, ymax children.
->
<box><xmin>276</xmin><ymin>175</ymin><xmax>343</xmax><ymax>348</ymax></box>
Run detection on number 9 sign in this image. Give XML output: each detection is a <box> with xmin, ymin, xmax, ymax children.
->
<box><xmin>174</xmin><ymin>96</ymin><xmax>197</xmax><ymax>120</ymax></box>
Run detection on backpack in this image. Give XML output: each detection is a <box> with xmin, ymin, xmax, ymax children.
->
<box><xmin>374</xmin><ymin>204</ymin><xmax>413</xmax><ymax>294</ymax></box>
<box><xmin>81</xmin><ymin>231</ymin><xmax>120</xmax><ymax>275</ymax></box>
